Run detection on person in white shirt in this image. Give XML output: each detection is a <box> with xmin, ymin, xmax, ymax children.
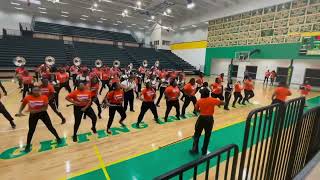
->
<box><xmin>121</xmin><ymin>76</ymin><xmax>136</xmax><ymax>112</ymax></box>
<box><xmin>156</xmin><ymin>74</ymin><xmax>170</xmax><ymax>107</ymax></box>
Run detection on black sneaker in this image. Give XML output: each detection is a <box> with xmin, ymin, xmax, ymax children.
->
<box><xmin>57</xmin><ymin>138</ymin><xmax>62</xmax><ymax>144</ymax></box>
<box><xmin>224</xmin><ymin>107</ymin><xmax>230</xmax><ymax>111</ymax></box>
<box><xmin>232</xmin><ymin>105</ymin><xmax>236</xmax><ymax>108</ymax></box>
<box><xmin>72</xmin><ymin>136</ymin><xmax>77</xmax><ymax>142</ymax></box>
<box><xmin>189</xmin><ymin>149</ymin><xmax>199</xmax><ymax>154</ymax></box>
<box><xmin>91</xmin><ymin>127</ymin><xmax>97</xmax><ymax>134</ymax></box>
<box><xmin>25</xmin><ymin>145</ymin><xmax>31</xmax><ymax>152</ymax></box>
<box><xmin>176</xmin><ymin>117</ymin><xmax>181</xmax><ymax>120</ymax></box>
<box><xmin>136</xmin><ymin>123</ymin><xmax>140</xmax><ymax>128</ymax></box>
<box><xmin>10</xmin><ymin>121</ymin><xmax>16</xmax><ymax>129</ymax></box>
<box><xmin>181</xmin><ymin>115</ymin><xmax>187</xmax><ymax>119</ymax></box>
<box><xmin>106</xmin><ymin>129</ymin><xmax>112</xmax><ymax>134</ymax></box>
<box><xmin>119</xmin><ymin>120</ymin><xmax>125</xmax><ymax>127</ymax></box>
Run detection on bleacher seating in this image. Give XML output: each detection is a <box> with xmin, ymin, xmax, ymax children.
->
<box><xmin>73</xmin><ymin>42</ymin><xmax>133</xmax><ymax>67</ymax></box>
<box><xmin>159</xmin><ymin>49</ymin><xmax>196</xmax><ymax>71</ymax></box>
<box><xmin>34</xmin><ymin>21</ymin><xmax>137</xmax><ymax>43</ymax></box>
<box><xmin>0</xmin><ymin>37</ymin><xmax>67</xmax><ymax>68</ymax></box>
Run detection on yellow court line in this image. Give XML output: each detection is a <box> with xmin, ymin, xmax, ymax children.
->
<box><xmin>93</xmin><ymin>145</ymin><xmax>111</xmax><ymax>180</ymax></box>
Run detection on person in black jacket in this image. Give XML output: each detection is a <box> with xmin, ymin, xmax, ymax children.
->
<box><xmin>224</xmin><ymin>80</ymin><xmax>233</xmax><ymax>110</ymax></box>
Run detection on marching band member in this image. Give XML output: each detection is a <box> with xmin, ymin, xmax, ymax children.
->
<box><xmin>271</xmin><ymin>81</ymin><xmax>292</xmax><ymax>105</ymax></box>
<box><xmin>270</xmin><ymin>70</ymin><xmax>277</xmax><ymax>86</ymax></box>
<box><xmin>99</xmin><ymin>67</ymin><xmax>111</xmax><ymax>95</ymax></box>
<box><xmin>40</xmin><ymin>67</ymin><xmax>51</xmax><ymax>80</ymax></box>
<box><xmin>232</xmin><ymin>81</ymin><xmax>243</xmax><ymax>108</ymax></box>
<box><xmin>40</xmin><ymin>79</ymin><xmax>66</xmax><ymax>124</ymax></box>
<box><xmin>75</xmin><ymin>69</ymin><xmax>90</xmax><ymax>89</ymax></box>
<box><xmin>242</xmin><ymin>77</ymin><xmax>255</xmax><ymax>105</ymax></box>
<box><xmin>0</xmin><ymin>92</ymin><xmax>16</xmax><ymax>128</ymax></box>
<box><xmin>21</xmin><ymin>71</ymin><xmax>34</xmax><ymax>100</ymax></box>
<box><xmin>138</xmin><ymin>64</ymin><xmax>146</xmax><ymax>83</ymax></box>
<box><xmin>199</xmin><ymin>82</ymin><xmax>211</xmax><ymax>98</ymax></box>
<box><xmin>263</xmin><ymin>70</ymin><xmax>271</xmax><ymax>84</ymax></box>
<box><xmin>102</xmin><ymin>82</ymin><xmax>126</xmax><ymax>134</ymax></box>
<box><xmin>66</xmin><ymin>83</ymin><xmax>97</xmax><ymax>142</ymax></box>
<box><xmin>164</xmin><ymin>80</ymin><xmax>181</xmax><ymax>122</ymax></box>
<box><xmin>196</xmin><ymin>73</ymin><xmax>204</xmax><ymax>93</ymax></box>
<box><xmin>69</xmin><ymin>64</ymin><xmax>79</xmax><ymax>88</ymax></box>
<box><xmin>121</xmin><ymin>76</ymin><xmax>135</xmax><ymax>112</ymax></box>
<box><xmin>84</xmin><ymin>77</ymin><xmax>102</xmax><ymax>119</ymax></box>
<box><xmin>16</xmin><ymin>86</ymin><xmax>62</xmax><ymax>152</ymax></box>
<box><xmin>181</xmin><ymin>78</ymin><xmax>197</xmax><ymax>118</ymax></box>
<box><xmin>136</xmin><ymin>82</ymin><xmax>160</xmax><ymax>128</ymax></box>
<box><xmin>135</xmin><ymin>74</ymin><xmax>142</xmax><ymax>98</ymax></box>
<box><xmin>15</xmin><ymin>65</ymin><xmax>26</xmax><ymax>88</ymax></box>
<box><xmin>156</xmin><ymin>74</ymin><xmax>170</xmax><ymax>107</ymax></box>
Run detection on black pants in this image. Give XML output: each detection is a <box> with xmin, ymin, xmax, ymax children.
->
<box><xmin>137</xmin><ymin>102</ymin><xmax>159</xmax><ymax>124</ymax></box>
<box><xmin>55</xmin><ymin>82</ymin><xmax>71</xmax><ymax>107</ymax></box>
<box><xmin>99</xmin><ymin>80</ymin><xmax>110</xmax><ymax>95</ymax></box>
<box><xmin>141</xmin><ymin>73</ymin><xmax>145</xmax><ymax>83</ymax></box>
<box><xmin>124</xmin><ymin>90</ymin><xmax>134</xmax><ymax>112</ymax></box>
<box><xmin>27</xmin><ymin>111</ymin><xmax>60</xmax><ymax>146</ymax></box>
<box><xmin>270</xmin><ymin>78</ymin><xmax>275</xmax><ymax>86</ymax></box>
<box><xmin>156</xmin><ymin>86</ymin><xmax>166</xmax><ymax>106</ymax></box>
<box><xmin>192</xmin><ymin>115</ymin><xmax>214</xmax><ymax>154</ymax></box>
<box><xmin>271</xmin><ymin>99</ymin><xmax>285</xmax><ymax>105</ymax></box>
<box><xmin>242</xmin><ymin>90</ymin><xmax>254</xmax><ymax>103</ymax></box>
<box><xmin>107</xmin><ymin>105</ymin><xmax>126</xmax><ymax>130</ymax></box>
<box><xmin>211</xmin><ymin>93</ymin><xmax>225</xmax><ymax>101</ymax></box>
<box><xmin>0</xmin><ymin>81</ymin><xmax>7</xmax><ymax>95</ymax></box>
<box><xmin>164</xmin><ymin>100</ymin><xmax>180</xmax><ymax>121</ymax></box>
<box><xmin>232</xmin><ymin>92</ymin><xmax>243</xmax><ymax>106</ymax></box>
<box><xmin>0</xmin><ymin>102</ymin><xmax>14</xmax><ymax>122</ymax></box>
<box><xmin>84</xmin><ymin>97</ymin><xmax>102</xmax><ymax>118</ymax></box>
<box><xmin>224</xmin><ymin>91</ymin><xmax>232</xmax><ymax>109</ymax></box>
<box><xmin>135</xmin><ymin>83</ymin><xmax>142</xmax><ymax>98</ymax></box>
<box><xmin>35</xmin><ymin>72</ymin><xmax>39</xmax><ymax>82</ymax></box>
<box><xmin>22</xmin><ymin>84</ymin><xmax>32</xmax><ymax>100</ymax></box>
<box><xmin>49</xmin><ymin>99</ymin><xmax>65</xmax><ymax>121</ymax></box>
<box><xmin>72</xmin><ymin>74</ymin><xmax>77</xmax><ymax>88</ymax></box>
<box><xmin>181</xmin><ymin>96</ymin><xmax>197</xmax><ymax>116</ymax></box>
<box><xmin>263</xmin><ymin>76</ymin><xmax>269</xmax><ymax>84</ymax></box>
<box><xmin>73</xmin><ymin>106</ymin><xmax>97</xmax><ymax>136</ymax></box>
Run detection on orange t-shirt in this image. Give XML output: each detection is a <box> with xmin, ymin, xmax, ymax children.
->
<box><xmin>301</xmin><ymin>84</ymin><xmax>312</xmax><ymax>95</ymax></box>
<box><xmin>142</xmin><ymin>88</ymin><xmax>156</xmax><ymax>102</ymax></box>
<box><xmin>56</xmin><ymin>72</ymin><xmax>69</xmax><ymax>83</ymax></box>
<box><xmin>183</xmin><ymin>83</ymin><xmax>196</xmax><ymax>96</ymax></box>
<box><xmin>244</xmin><ymin>80</ymin><xmax>254</xmax><ymax>91</ymax></box>
<box><xmin>106</xmin><ymin>89</ymin><xmax>124</xmax><ymax>104</ymax></box>
<box><xmin>22</xmin><ymin>95</ymin><xmax>48</xmax><ymax>111</ymax></box>
<box><xmin>196</xmin><ymin>77</ymin><xmax>204</xmax><ymax>86</ymax></box>
<box><xmin>40</xmin><ymin>84</ymin><xmax>55</xmax><ymax>97</ymax></box>
<box><xmin>101</xmin><ymin>71</ymin><xmax>110</xmax><ymax>80</ymax></box>
<box><xmin>16</xmin><ymin>67</ymin><xmax>25</xmax><ymax>75</ymax></box>
<box><xmin>67</xmin><ymin>90</ymin><xmax>92</xmax><ymax>107</ymax></box>
<box><xmin>22</xmin><ymin>75</ymin><xmax>33</xmax><ymax>85</ymax></box>
<box><xmin>195</xmin><ymin>97</ymin><xmax>221</xmax><ymax>116</ymax></box>
<box><xmin>274</xmin><ymin>87</ymin><xmax>292</xmax><ymax>102</ymax></box>
<box><xmin>165</xmin><ymin>86</ymin><xmax>180</xmax><ymax>101</ymax></box>
<box><xmin>234</xmin><ymin>83</ymin><xmax>243</xmax><ymax>93</ymax></box>
<box><xmin>211</xmin><ymin>82</ymin><xmax>222</xmax><ymax>94</ymax></box>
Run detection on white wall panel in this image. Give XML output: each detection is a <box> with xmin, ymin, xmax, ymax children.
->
<box><xmin>172</xmin><ymin>48</ymin><xmax>206</xmax><ymax>71</ymax></box>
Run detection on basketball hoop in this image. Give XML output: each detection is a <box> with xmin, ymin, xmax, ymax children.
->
<box><xmin>234</xmin><ymin>51</ymin><xmax>250</xmax><ymax>62</ymax></box>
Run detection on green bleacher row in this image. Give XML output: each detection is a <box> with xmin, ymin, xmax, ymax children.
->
<box><xmin>34</xmin><ymin>21</ymin><xmax>137</xmax><ymax>43</ymax></box>
<box><xmin>0</xmin><ymin>37</ymin><xmax>196</xmax><ymax>71</ymax></box>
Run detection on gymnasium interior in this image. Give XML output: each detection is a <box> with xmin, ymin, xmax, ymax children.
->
<box><xmin>0</xmin><ymin>0</ymin><xmax>320</xmax><ymax>179</ymax></box>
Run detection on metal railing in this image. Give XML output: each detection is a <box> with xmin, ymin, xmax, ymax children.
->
<box><xmin>154</xmin><ymin>144</ymin><xmax>239</xmax><ymax>180</ymax></box>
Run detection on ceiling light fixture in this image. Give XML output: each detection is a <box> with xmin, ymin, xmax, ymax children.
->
<box><xmin>81</xmin><ymin>15</ymin><xmax>89</xmax><ymax>17</ymax></box>
<box><xmin>39</xmin><ymin>11</ymin><xmax>47</xmax><ymax>14</ymax></box>
<box><xmin>17</xmin><ymin>0</ymin><xmax>41</xmax><ymax>5</ymax></box>
<box><xmin>94</xmin><ymin>2</ymin><xmax>98</xmax><ymax>8</ymax></box>
<box><xmin>132</xmin><ymin>24</ymin><xmax>136</xmax><ymax>26</ymax></box>
<box><xmin>100</xmin><ymin>18</ymin><xmax>107</xmax><ymax>20</ymax></box>
<box><xmin>113</xmin><ymin>23</ymin><xmax>118</xmax><ymax>25</ymax></box>
<box><xmin>137</xmin><ymin>1</ymin><xmax>141</xmax><ymax>6</ymax></box>
<box><xmin>151</xmin><ymin>15</ymin><xmax>155</xmax><ymax>20</ymax></box>
<box><xmin>186</xmin><ymin>0</ymin><xmax>195</xmax><ymax>9</ymax></box>
<box><xmin>14</xmin><ymin>7</ymin><xmax>23</xmax><ymax>10</ymax></box>
<box><xmin>61</xmin><ymin>11</ymin><xmax>69</xmax><ymax>14</ymax></box>
<box><xmin>10</xmin><ymin>2</ymin><xmax>21</xmax><ymax>6</ymax></box>
<box><xmin>127</xmin><ymin>25</ymin><xmax>132</xmax><ymax>27</ymax></box>
<box><xmin>38</xmin><ymin>7</ymin><xmax>46</xmax><ymax>10</ymax></box>
<box><xmin>191</xmin><ymin>24</ymin><xmax>197</xmax><ymax>27</ymax></box>
<box><xmin>97</xmin><ymin>20</ymin><xmax>103</xmax><ymax>23</ymax></box>
<box><xmin>61</xmin><ymin>14</ymin><xmax>68</xmax><ymax>17</ymax></box>
<box><xmin>80</xmin><ymin>18</ymin><xmax>86</xmax><ymax>21</ymax></box>
<box><xmin>117</xmin><ymin>21</ymin><xmax>122</xmax><ymax>23</ymax></box>
<box><xmin>163</xmin><ymin>12</ymin><xmax>167</xmax><ymax>16</ymax></box>
<box><xmin>166</xmin><ymin>8</ymin><xmax>171</xmax><ymax>13</ymax></box>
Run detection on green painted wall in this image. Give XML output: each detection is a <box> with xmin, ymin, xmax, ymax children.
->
<box><xmin>204</xmin><ymin>43</ymin><xmax>320</xmax><ymax>75</ymax></box>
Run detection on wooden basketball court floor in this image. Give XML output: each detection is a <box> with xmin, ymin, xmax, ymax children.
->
<box><xmin>0</xmin><ymin>76</ymin><xmax>319</xmax><ymax>180</ymax></box>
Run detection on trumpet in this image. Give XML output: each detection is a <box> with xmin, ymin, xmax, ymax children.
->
<box><xmin>143</xmin><ymin>60</ymin><xmax>148</xmax><ymax>67</ymax></box>
<box><xmin>113</xmin><ymin>60</ymin><xmax>120</xmax><ymax>68</ymax></box>
<box><xmin>13</xmin><ymin>56</ymin><xmax>26</xmax><ymax>67</ymax></box>
<box><xmin>95</xmin><ymin>59</ymin><xmax>103</xmax><ymax>68</ymax></box>
<box><xmin>155</xmin><ymin>60</ymin><xmax>160</xmax><ymax>67</ymax></box>
<box><xmin>45</xmin><ymin>56</ymin><xmax>55</xmax><ymax>66</ymax></box>
<box><xmin>73</xmin><ymin>57</ymin><xmax>81</xmax><ymax>67</ymax></box>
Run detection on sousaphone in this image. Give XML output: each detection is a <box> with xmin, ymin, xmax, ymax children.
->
<box><xmin>73</xmin><ymin>57</ymin><xmax>81</xmax><ymax>67</ymax></box>
<box><xmin>143</xmin><ymin>60</ymin><xmax>148</xmax><ymax>67</ymax></box>
<box><xmin>45</xmin><ymin>56</ymin><xmax>55</xmax><ymax>66</ymax></box>
<box><xmin>113</xmin><ymin>60</ymin><xmax>120</xmax><ymax>68</ymax></box>
<box><xmin>13</xmin><ymin>56</ymin><xmax>26</xmax><ymax>67</ymax></box>
<box><xmin>128</xmin><ymin>63</ymin><xmax>133</xmax><ymax>70</ymax></box>
<box><xmin>95</xmin><ymin>59</ymin><xmax>103</xmax><ymax>68</ymax></box>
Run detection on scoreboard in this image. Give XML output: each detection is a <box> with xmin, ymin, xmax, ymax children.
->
<box><xmin>299</xmin><ymin>36</ymin><xmax>320</xmax><ymax>55</ymax></box>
